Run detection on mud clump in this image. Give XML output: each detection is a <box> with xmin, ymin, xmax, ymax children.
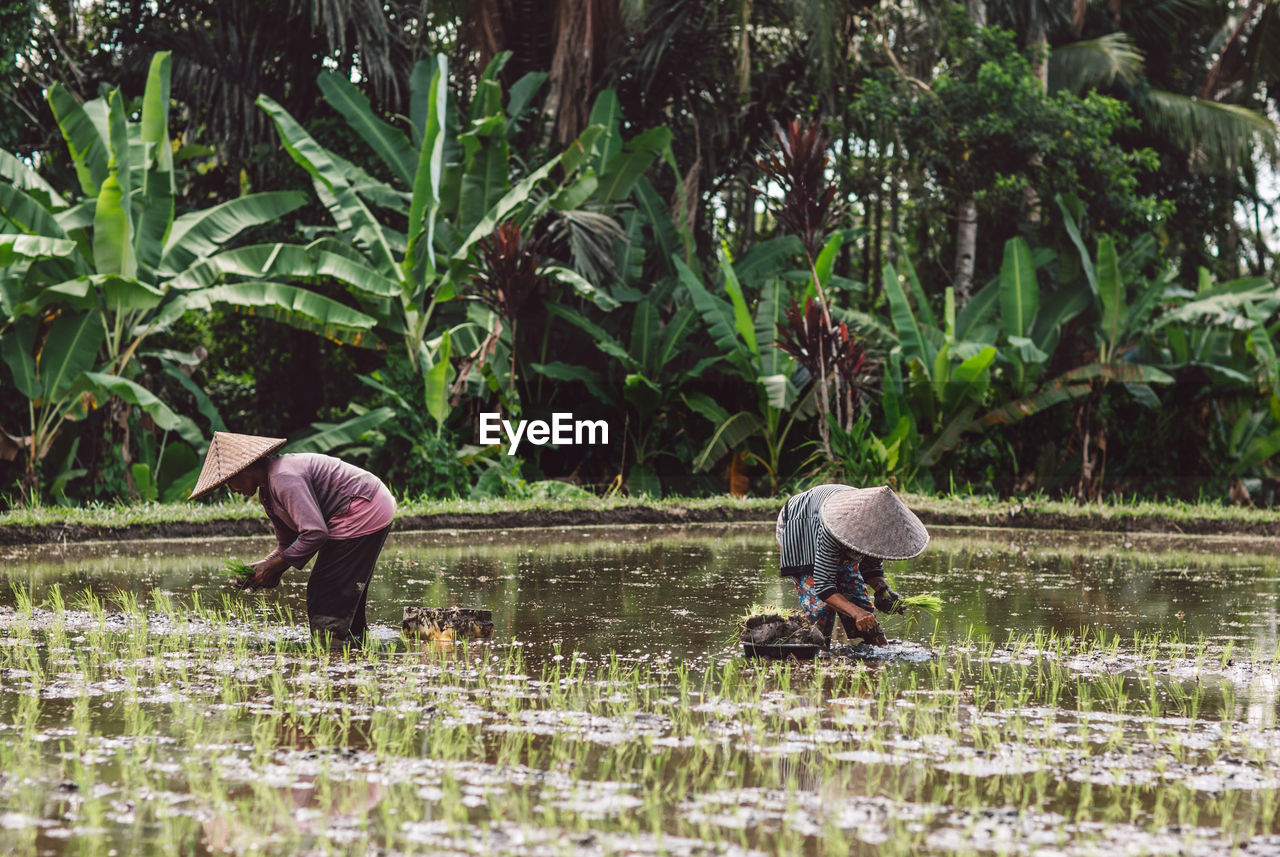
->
<box><xmin>739</xmin><ymin>613</ymin><xmax>826</xmax><ymax>647</ymax></box>
<box><xmin>403</xmin><ymin>607</ymin><xmax>494</xmax><ymax>641</ymax></box>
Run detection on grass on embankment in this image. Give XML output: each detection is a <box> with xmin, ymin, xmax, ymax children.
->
<box><xmin>0</xmin><ymin>490</ymin><xmax>1276</xmax><ymax>545</ymax></box>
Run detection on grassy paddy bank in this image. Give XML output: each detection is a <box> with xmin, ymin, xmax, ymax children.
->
<box><xmin>1</xmin><ymin>492</ymin><xmax>1277</xmax><ymax>546</ymax></box>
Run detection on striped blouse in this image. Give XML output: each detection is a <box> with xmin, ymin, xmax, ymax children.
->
<box><xmin>776</xmin><ymin>485</ymin><xmax>884</xmax><ymax>601</ymax></box>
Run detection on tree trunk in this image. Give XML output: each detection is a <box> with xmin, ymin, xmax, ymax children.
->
<box><xmin>967</xmin><ymin>0</ymin><xmax>986</xmax><ymax>26</ymax></box>
<box><xmin>954</xmin><ymin>193</ymin><xmax>978</xmax><ymax>306</ymax></box>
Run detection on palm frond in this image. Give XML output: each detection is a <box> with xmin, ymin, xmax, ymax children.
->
<box><xmin>1140</xmin><ymin>89</ymin><xmax>1279</xmax><ymax>173</ymax></box>
<box><xmin>1119</xmin><ymin>0</ymin><xmax>1220</xmax><ymax>44</ymax></box>
<box><xmin>1047</xmin><ymin>33</ymin><xmax>1144</xmax><ymax>94</ymax></box>
<box><xmin>550</xmin><ymin>209</ymin><xmax>626</xmax><ymax>288</ymax></box>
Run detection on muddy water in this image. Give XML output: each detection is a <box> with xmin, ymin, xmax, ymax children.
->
<box><xmin>2</xmin><ymin>523</ymin><xmax>1280</xmax><ymax>857</ymax></box>
<box><xmin>3</xmin><ymin>523</ymin><xmax>1278</xmax><ymax>661</ymax></box>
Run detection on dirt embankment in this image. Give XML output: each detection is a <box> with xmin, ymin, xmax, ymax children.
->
<box><xmin>0</xmin><ymin>503</ymin><xmax>1276</xmax><ymax>547</ymax></box>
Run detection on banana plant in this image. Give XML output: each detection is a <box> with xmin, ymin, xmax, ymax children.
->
<box><xmin>677</xmin><ymin>247</ymin><xmax>813</xmax><ymax>496</ymax></box>
<box><xmin>879</xmin><ymin>248</ymin><xmax>1000</xmax><ymax>471</ymax></box>
<box><xmin>249</xmin><ymin>54</ymin><xmax>669</xmax><ymax>431</ymax></box>
<box><xmin>1</xmin><ymin>52</ymin><xmax>360</xmax><ymax>498</ymax></box>
<box><xmin>0</xmin><ymin>310</ymin><xmax>191</xmax><ymax>498</ymax></box>
<box><xmin>980</xmin><ymin>203</ymin><xmax>1278</xmax><ymax>436</ymax></box>
<box><xmin>536</xmin><ymin>283</ymin><xmax>721</xmax><ymax>496</ymax></box>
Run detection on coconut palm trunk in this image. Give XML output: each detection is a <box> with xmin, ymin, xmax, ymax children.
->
<box><xmin>954</xmin><ymin>193</ymin><xmax>978</xmax><ymax>306</ymax></box>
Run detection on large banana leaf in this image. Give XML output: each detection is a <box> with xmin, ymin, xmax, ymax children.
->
<box><xmin>46</xmin><ymin>85</ymin><xmax>108</xmax><ymax>197</ymax></box>
<box><xmin>1245</xmin><ymin>304</ymin><xmax>1279</xmax><ymax>395</ymax></box>
<box><xmin>540</xmin><ymin>265</ymin><xmax>618</xmax><ymax>311</ymax></box>
<box><xmin>156</xmin><ymin>358</ymin><xmax>226</xmax><ymax>433</ymax></box>
<box><xmin>39</xmin><ymin>311</ymin><xmax>105</xmax><ymax>401</ymax></box>
<box><xmin>892</xmin><ymin>237</ymin><xmax>938</xmax><ymax>329</ymax></box>
<box><xmin>505</xmin><ymin>71</ymin><xmax>548</xmax><ymax>131</ymax></box>
<box><xmin>258</xmin><ymin>96</ymin><xmax>398</xmax><ymax>275</ymax></box>
<box><xmin>757</xmin><ymin>374</ymin><xmax>793</xmax><ymax>410</ymax></box>
<box><xmin>1</xmin><ymin>317</ymin><xmax>39</xmax><ymax>398</ymax></box>
<box><xmin>257</xmin><ymin>96</ymin><xmax>355</xmax><ymax>194</ymax></box>
<box><xmin>1120</xmin><ymin>267</ymin><xmax>1174</xmax><ymax>342</ymax></box>
<box><xmin>0</xmin><ymin>150</ymin><xmax>66</xmax><ymax>208</ymax></box>
<box><xmin>977</xmin><ymin>361</ymin><xmax>1173</xmax><ymax>430</ymax></box>
<box><xmin>976</xmin><ymin>382</ymin><xmax>1092</xmax><ymax>428</ymax></box>
<box><xmin>735</xmin><ymin>235</ymin><xmax>805</xmax><ymax>286</ymax></box>
<box><xmin>80</xmin><ymin>372</ymin><xmax>183</xmax><ymax>432</ymax></box>
<box><xmin>44</xmin><ymin>275</ymin><xmax>164</xmax><ymax>311</ymax></box>
<box><xmin>1029</xmin><ymin>287</ymin><xmax>1091</xmax><ymax>357</ymax></box>
<box><xmin>719</xmin><ymin>251</ymin><xmax>758</xmax><ymax>356</ymax></box>
<box><xmin>941</xmin><ymin>345</ymin><xmax>996</xmax><ymax>412</ymax></box>
<box><xmin>693</xmin><ymin>411</ymin><xmax>763</xmax><ymax>472</ymax></box>
<box><xmin>633</xmin><ymin>178</ymin><xmax>685</xmax><ymax>273</ymax></box>
<box><xmin>152</xmin><ymin>281</ymin><xmax>378</xmax><ymax>346</ymax></box>
<box><xmin>586</xmin><ymin>89</ymin><xmax>623</xmax><ymax>170</ymax></box>
<box><xmin>0</xmin><ymin>235</ymin><xmax>76</xmax><ymax>260</ymax></box>
<box><xmin>446</xmin><ymin>149</ymin><xmax>566</xmax><ymax>277</ymax></box>
<box><xmin>92</xmin><ymin>91</ymin><xmax>137</xmax><ymax>279</ymax></box>
<box><xmin>468</xmin><ymin>53</ymin><xmax>510</xmax><ymax>124</ymax></box>
<box><xmin>170</xmin><ymin>243</ymin><xmax>402</xmax><ymax>297</ymax></box>
<box><xmin>1058</xmin><ymin>361</ymin><xmax>1174</xmax><ymax>386</ymax></box>
<box><xmin>596</xmin><ymin>127</ymin><xmax>674</xmax><ymax>204</ymax></box>
<box><xmin>677</xmin><ymin>257</ymin><xmax>743</xmax><ymax>360</ymax></box>
<box><xmin>136</xmin><ymin>52</ymin><xmax>175</xmax><ymax>276</ymax></box>
<box><xmin>1096</xmin><ymin>236</ymin><xmax>1124</xmax><ymax>356</ymax></box>
<box><xmin>631</xmin><ymin>298</ymin><xmax>659</xmax><ymax>374</ymax></box>
<box><xmin>1054</xmin><ymin>194</ymin><xmax>1097</xmax><ymax>297</ymax></box>
<box><xmin>971</xmin><ymin>253</ymin><xmax>1060</xmax><ymax>340</ymax></box>
<box><xmin>318</xmin><ymin>71</ymin><xmax>416</xmax><ymax>186</ymax></box>
<box><xmin>1153</xmin><ymin>286</ymin><xmax>1279</xmax><ymax>330</ymax></box>
<box><xmin>0</xmin><ymin>184</ymin><xmax>71</xmax><ymax>239</ymax></box>
<box><xmin>458</xmin><ymin>132</ymin><xmax>510</xmax><ymax>233</ymax></box>
<box><xmin>656</xmin><ymin>303</ymin><xmax>699</xmax><ymax>375</ymax></box>
<box><xmin>405</xmin><ymin>54</ymin><xmax>448</xmax><ymax>281</ymax></box>
<box><xmin>754</xmin><ymin>277</ymin><xmax>792</xmax><ymax>380</ymax></box>
<box><xmin>998</xmin><ymin>237</ymin><xmax>1038</xmax><ymax>340</ymax></box>
<box><xmin>530</xmin><ymin>361</ymin><xmax>612</xmax><ymax>405</ymax></box>
<box><xmin>284</xmin><ymin>407</ymin><xmax>397</xmax><ymax>454</ymax></box>
<box><xmin>882</xmin><ymin>261</ymin><xmax>932</xmax><ymax>366</ymax></box>
<box><xmin>956</xmin><ymin>273</ymin><xmax>1001</xmax><ymax>339</ymax></box>
<box><xmin>423</xmin><ymin>330</ymin><xmax>452</xmax><ymax>432</ymax></box>
<box><xmin>1234</xmin><ymin>428</ymin><xmax>1280</xmax><ymax>475</ymax></box>
<box><xmin>158</xmin><ymin>191</ymin><xmax>307</xmax><ymax>276</ymax></box>
<box><xmin>544</xmin><ymin>303</ymin><xmax>633</xmax><ymax>367</ymax></box>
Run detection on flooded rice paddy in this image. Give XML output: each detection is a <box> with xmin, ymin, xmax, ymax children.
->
<box><xmin>1</xmin><ymin>523</ymin><xmax>1279</xmax><ymax>856</ymax></box>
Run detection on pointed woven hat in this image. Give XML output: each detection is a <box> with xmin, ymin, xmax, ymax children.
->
<box><xmin>818</xmin><ymin>485</ymin><xmax>929</xmax><ymax>560</ymax></box>
<box><xmin>188</xmin><ymin>431</ymin><xmax>287</xmax><ymax>500</ymax></box>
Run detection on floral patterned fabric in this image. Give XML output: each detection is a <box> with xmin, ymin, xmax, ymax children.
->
<box><xmin>792</xmin><ymin>560</ymin><xmax>878</xmax><ymax>641</ymax></box>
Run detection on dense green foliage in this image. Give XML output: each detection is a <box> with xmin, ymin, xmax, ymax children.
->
<box><xmin>1</xmin><ymin>2</ymin><xmax>1277</xmax><ymax>508</ymax></box>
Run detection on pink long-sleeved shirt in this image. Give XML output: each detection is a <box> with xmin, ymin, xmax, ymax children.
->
<box><xmin>258</xmin><ymin>454</ymin><xmax>395</xmax><ymax>567</ymax></box>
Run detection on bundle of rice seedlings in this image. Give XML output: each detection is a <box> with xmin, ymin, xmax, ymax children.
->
<box><xmin>897</xmin><ymin>592</ymin><xmax>943</xmax><ymax>613</ymax></box>
<box><xmin>224</xmin><ymin>560</ymin><xmax>254</xmax><ymax>587</ymax></box>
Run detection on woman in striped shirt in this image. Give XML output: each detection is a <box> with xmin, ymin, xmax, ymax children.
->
<box><xmin>776</xmin><ymin>484</ymin><xmax>929</xmax><ymax>646</ymax></box>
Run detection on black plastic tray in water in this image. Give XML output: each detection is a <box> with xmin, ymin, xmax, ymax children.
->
<box><xmin>742</xmin><ymin>642</ymin><xmax>822</xmax><ymax>660</ymax></box>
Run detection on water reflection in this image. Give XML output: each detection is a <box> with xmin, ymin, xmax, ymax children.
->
<box><xmin>1</xmin><ymin>524</ymin><xmax>1278</xmax><ymax>663</ymax></box>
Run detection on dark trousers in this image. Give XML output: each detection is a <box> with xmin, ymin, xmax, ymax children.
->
<box><xmin>306</xmin><ymin>525</ymin><xmax>391</xmax><ymax>645</ymax></box>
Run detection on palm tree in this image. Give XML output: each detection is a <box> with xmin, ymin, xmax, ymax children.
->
<box><xmin>1045</xmin><ymin>0</ymin><xmax>1278</xmax><ymax>275</ymax></box>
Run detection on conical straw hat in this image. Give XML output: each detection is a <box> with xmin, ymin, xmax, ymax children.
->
<box><xmin>188</xmin><ymin>431</ymin><xmax>287</xmax><ymax>500</ymax></box>
<box><xmin>818</xmin><ymin>485</ymin><xmax>929</xmax><ymax>560</ymax></box>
